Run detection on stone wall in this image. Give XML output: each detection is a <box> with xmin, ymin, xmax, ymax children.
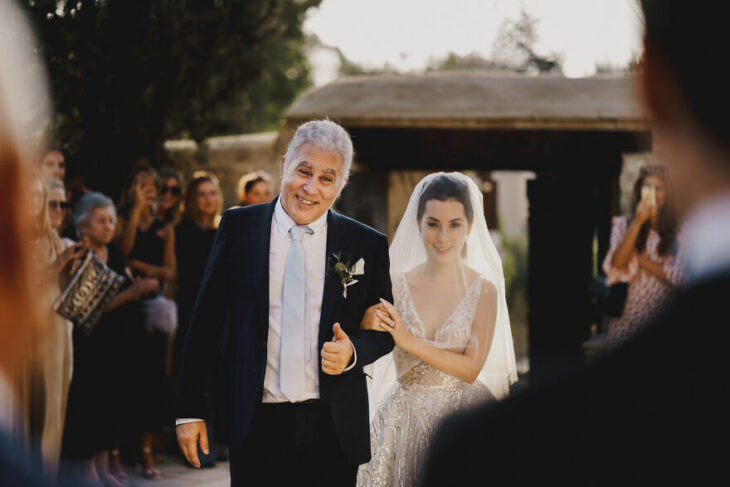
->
<box><xmin>163</xmin><ymin>132</ymin><xmax>281</xmax><ymax>208</ymax></box>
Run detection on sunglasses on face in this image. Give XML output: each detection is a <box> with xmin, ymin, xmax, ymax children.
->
<box><xmin>161</xmin><ymin>185</ymin><xmax>181</xmax><ymax>196</ymax></box>
<box><xmin>49</xmin><ymin>200</ymin><xmax>69</xmax><ymax>210</ymax></box>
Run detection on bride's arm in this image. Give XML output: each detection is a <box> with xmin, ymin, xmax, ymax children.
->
<box><xmin>378</xmin><ymin>281</ymin><xmax>497</xmax><ymax>384</ymax></box>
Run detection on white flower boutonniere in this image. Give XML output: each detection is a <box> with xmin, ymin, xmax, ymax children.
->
<box><xmin>330</xmin><ymin>252</ymin><xmax>365</xmax><ymax>298</ymax></box>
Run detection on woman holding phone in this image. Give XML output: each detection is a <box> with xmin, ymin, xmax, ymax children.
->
<box><xmin>602</xmin><ymin>165</ymin><xmax>684</xmax><ymax>345</ymax></box>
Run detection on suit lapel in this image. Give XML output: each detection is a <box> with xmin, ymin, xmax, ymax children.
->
<box><xmin>250</xmin><ymin>198</ymin><xmax>277</xmax><ymax>334</ymax></box>
<box><xmin>319</xmin><ymin>209</ymin><xmax>345</xmax><ymax>347</ymax></box>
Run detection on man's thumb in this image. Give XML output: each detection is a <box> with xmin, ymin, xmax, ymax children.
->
<box><xmin>333</xmin><ymin>322</ymin><xmax>347</xmax><ymax>340</ymax></box>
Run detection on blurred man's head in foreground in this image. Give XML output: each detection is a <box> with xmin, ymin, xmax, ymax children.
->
<box><xmin>639</xmin><ymin>0</ymin><xmax>730</xmax><ymax>215</ymax></box>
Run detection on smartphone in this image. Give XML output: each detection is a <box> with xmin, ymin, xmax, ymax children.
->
<box><xmin>641</xmin><ymin>185</ymin><xmax>656</xmax><ymax>207</ymax></box>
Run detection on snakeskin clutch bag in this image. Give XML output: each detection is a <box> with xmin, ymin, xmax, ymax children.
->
<box><xmin>53</xmin><ymin>250</ymin><xmax>126</xmax><ymax>334</ymax></box>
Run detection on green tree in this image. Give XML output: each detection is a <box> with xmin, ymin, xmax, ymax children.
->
<box><xmin>23</xmin><ymin>0</ymin><xmax>319</xmax><ymax>198</ymax></box>
<box><xmin>425</xmin><ymin>10</ymin><xmax>562</xmax><ymax>76</ymax></box>
<box><xmin>490</xmin><ymin>9</ymin><xmax>563</xmax><ymax>75</ymax></box>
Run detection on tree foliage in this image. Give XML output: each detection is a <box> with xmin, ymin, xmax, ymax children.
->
<box><xmin>22</xmin><ymin>0</ymin><xmax>319</xmax><ymax>198</ymax></box>
<box><xmin>490</xmin><ymin>10</ymin><xmax>563</xmax><ymax>75</ymax></box>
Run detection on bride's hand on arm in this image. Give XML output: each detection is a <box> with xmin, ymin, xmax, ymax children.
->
<box><xmin>380</xmin><ymin>282</ymin><xmax>498</xmax><ymax>384</ymax></box>
<box><xmin>377</xmin><ymin>298</ymin><xmax>417</xmax><ymax>350</ymax></box>
<box><xmin>360</xmin><ymin>303</ymin><xmax>388</xmax><ymax>331</ymax></box>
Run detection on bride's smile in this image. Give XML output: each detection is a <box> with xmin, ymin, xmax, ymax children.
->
<box><xmin>418</xmin><ymin>199</ymin><xmax>472</xmax><ymax>265</ymax></box>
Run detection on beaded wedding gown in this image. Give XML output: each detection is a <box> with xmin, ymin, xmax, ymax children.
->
<box><xmin>356</xmin><ymin>273</ymin><xmax>495</xmax><ymax>487</ymax></box>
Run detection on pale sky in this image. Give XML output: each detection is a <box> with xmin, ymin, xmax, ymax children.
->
<box><xmin>304</xmin><ymin>0</ymin><xmax>644</xmax><ymax>84</ymax></box>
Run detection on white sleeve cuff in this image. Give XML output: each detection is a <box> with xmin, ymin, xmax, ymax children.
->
<box><xmin>176</xmin><ymin>418</ymin><xmax>204</xmax><ymax>426</ymax></box>
<box><xmin>343</xmin><ymin>342</ymin><xmax>357</xmax><ymax>372</ymax></box>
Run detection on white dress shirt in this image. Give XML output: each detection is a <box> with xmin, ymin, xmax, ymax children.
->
<box><xmin>682</xmin><ymin>191</ymin><xmax>730</xmax><ymax>284</ymax></box>
<box><xmin>263</xmin><ymin>199</ymin><xmax>328</xmax><ymax>402</ymax></box>
<box><xmin>176</xmin><ymin>200</ymin><xmax>356</xmax><ymax>425</ymax></box>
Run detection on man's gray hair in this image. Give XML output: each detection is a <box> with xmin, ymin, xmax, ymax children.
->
<box><xmin>283</xmin><ymin>119</ymin><xmax>354</xmax><ymax>186</ymax></box>
<box><xmin>73</xmin><ymin>192</ymin><xmax>116</xmax><ymax>239</ymax></box>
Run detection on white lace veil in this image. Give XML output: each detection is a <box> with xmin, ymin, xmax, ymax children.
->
<box><xmin>366</xmin><ymin>172</ymin><xmax>518</xmax><ymax>417</ymax></box>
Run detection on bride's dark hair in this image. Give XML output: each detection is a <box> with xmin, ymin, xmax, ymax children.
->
<box><xmin>416</xmin><ymin>174</ymin><xmax>474</xmax><ymax>223</ymax></box>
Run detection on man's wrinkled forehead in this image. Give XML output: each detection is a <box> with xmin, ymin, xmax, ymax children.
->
<box><xmin>288</xmin><ymin>144</ymin><xmax>344</xmax><ymax>174</ymax></box>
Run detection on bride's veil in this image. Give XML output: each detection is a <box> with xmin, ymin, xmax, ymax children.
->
<box><xmin>366</xmin><ymin>172</ymin><xmax>518</xmax><ymax>417</ymax></box>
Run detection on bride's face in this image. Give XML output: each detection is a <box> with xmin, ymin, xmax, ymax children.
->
<box><xmin>418</xmin><ymin>198</ymin><xmax>471</xmax><ymax>265</ymax></box>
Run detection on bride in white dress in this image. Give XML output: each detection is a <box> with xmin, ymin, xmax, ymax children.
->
<box><xmin>357</xmin><ymin>172</ymin><xmax>517</xmax><ymax>486</ymax></box>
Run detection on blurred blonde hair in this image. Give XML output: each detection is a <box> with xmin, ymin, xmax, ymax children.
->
<box><xmin>236</xmin><ymin>170</ymin><xmax>272</xmax><ymax>204</ymax></box>
<box><xmin>30</xmin><ymin>174</ymin><xmax>53</xmax><ymax>239</ymax></box>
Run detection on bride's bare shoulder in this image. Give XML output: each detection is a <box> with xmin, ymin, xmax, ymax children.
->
<box><xmin>463</xmin><ymin>266</ymin><xmax>497</xmax><ymax>297</ymax></box>
<box><xmin>461</xmin><ymin>265</ymin><xmax>481</xmax><ymax>284</ymax></box>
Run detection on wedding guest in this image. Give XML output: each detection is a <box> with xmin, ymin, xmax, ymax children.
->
<box><xmin>424</xmin><ymin>1</ymin><xmax>730</xmax><ymax>484</ymax></box>
<box><xmin>62</xmin><ymin>175</ymin><xmax>91</xmax><ymax>241</ymax></box>
<box><xmin>117</xmin><ymin>165</ymin><xmax>176</xmax><ymax>285</ymax></box>
<box><xmin>174</xmin><ymin>171</ymin><xmax>222</xmax><ymax>376</ymax></box>
<box><xmin>19</xmin><ymin>175</ymin><xmax>83</xmax><ymax>473</ymax></box>
<box><xmin>39</xmin><ymin>148</ymin><xmax>66</xmax><ymax>182</ymax></box>
<box><xmin>236</xmin><ymin>170</ymin><xmax>273</xmax><ymax>206</ymax></box>
<box><xmin>44</xmin><ymin>177</ymin><xmax>73</xmax><ymax>246</ymax></box>
<box><xmin>157</xmin><ymin>168</ymin><xmax>184</xmax><ymax>226</ymax></box>
<box><xmin>602</xmin><ymin>165</ymin><xmax>684</xmax><ymax>344</ymax></box>
<box><xmin>174</xmin><ymin>171</ymin><xmax>225</xmax><ymax>467</ymax></box>
<box><xmin>61</xmin><ymin>193</ymin><xmax>159</xmax><ymax>486</ymax></box>
<box><xmin>116</xmin><ymin>166</ymin><xmax>176</xmax><ymax>479</ymax></box>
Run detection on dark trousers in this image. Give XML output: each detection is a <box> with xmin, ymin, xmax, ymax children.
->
<box><xmin>229</xmin><ymin>402</ymin><xmax>358</xmax><ymax>487</ymax></box>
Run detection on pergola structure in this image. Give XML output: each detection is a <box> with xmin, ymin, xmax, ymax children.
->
<box><xmin>277</xmin><ymin>71</ymin><xmax>651</xmax><ymax>384</ymax></box>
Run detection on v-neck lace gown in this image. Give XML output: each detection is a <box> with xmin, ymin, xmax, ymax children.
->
<box><xmin>357</xmin><ymin>274</ymin><xmax>494</xmax><ymax>487</ymax></box>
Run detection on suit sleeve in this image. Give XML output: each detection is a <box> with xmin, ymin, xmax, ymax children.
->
<box><xmin>175</xmin><ymin>211</ymin><xmax>232</xmax><ymax>419</ymax></box>
<box><xmin>348</xmin><ymin>233</ymin><xmax>395</xmax><ymax>368</ymax></box>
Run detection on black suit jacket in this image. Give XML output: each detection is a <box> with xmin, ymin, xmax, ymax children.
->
<box><xmin>423</xmin><ymin>273</ymin><xmax>730</xmax><ymax>486</ymax></box>
<box><xmin>176</xmin><ymin>198</ymin><xmax>394</xmax><ymax>465</ymax></box>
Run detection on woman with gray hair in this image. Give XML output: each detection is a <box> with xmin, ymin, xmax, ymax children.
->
<box><xmin>62</xmin><ymin>192</ymin><xmax>159</xmax><ymax>486</ymax></box>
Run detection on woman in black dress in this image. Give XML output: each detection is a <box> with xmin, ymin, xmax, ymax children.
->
<box><xmin>174</xmin><ymin>172</ymin><xmax>225</xmax><ymax>466</ymax></box>
<box><xmin>116</xmin><ymin>166</ymin><xmax>176</xmax><ymax>479</ymax></box>
<box><xmin>174</xmin><ymin>172</ymin><xmax>222</xmax><ymax>375</ymax></box>
<box><xmin>62</xmin><ymin>193</ymin><xmax>158</xmax><ymax>486</ymax></box>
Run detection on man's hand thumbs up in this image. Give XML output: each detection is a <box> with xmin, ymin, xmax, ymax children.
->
<box><xmin>333</xmin><ymin>322</ymin><xmax>348</xmax><ymax>342</ymax></box>
<box><xmin>321</xmin><ymin>323</ymin><xmax>354</xmax><ymax>375</ymax></box>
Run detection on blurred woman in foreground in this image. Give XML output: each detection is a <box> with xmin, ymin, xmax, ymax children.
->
<box><xmin>1</xmin><ymin>0</ymin><xmax>77</xmax><ymax>482</ymax></box>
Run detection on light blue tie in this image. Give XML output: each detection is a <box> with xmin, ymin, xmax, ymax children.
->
<box><xmin>280</xmin><ymin>225</ymin><xmax>312</xmax><ymax>401</ymax></box>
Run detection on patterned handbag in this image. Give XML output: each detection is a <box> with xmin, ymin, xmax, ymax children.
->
<box><xmin>53</xmin><ymin>250</ymin><xmax>126</xmax><ymax>334</ymax></box>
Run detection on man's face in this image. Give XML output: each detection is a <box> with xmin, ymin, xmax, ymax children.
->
<box><xmin>279</xmin><ymin>143</ymin><xmax>345</xmax><ymax>225</ymax></box>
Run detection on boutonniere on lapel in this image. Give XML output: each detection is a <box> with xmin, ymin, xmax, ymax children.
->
<box><xmin>330</xmin><ymin>252</ymin><xmax>365</xmax><ymax>298</ymax></box>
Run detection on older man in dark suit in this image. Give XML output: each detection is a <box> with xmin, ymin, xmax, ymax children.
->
<box><xmin>175</xmin><ymin>120</ymin><xmax>394</xmax><ymax>486</ymax></box>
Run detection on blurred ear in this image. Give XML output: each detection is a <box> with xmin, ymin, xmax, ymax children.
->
<box><xmin>280</xmin><ymin>157</ymin><xmax>286</xmax><ymax>179</ymax></box>
<box><xmin>637</xmin><ymin>39</ymin><xmax>684</xmax><ymax>125</ymax></box>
